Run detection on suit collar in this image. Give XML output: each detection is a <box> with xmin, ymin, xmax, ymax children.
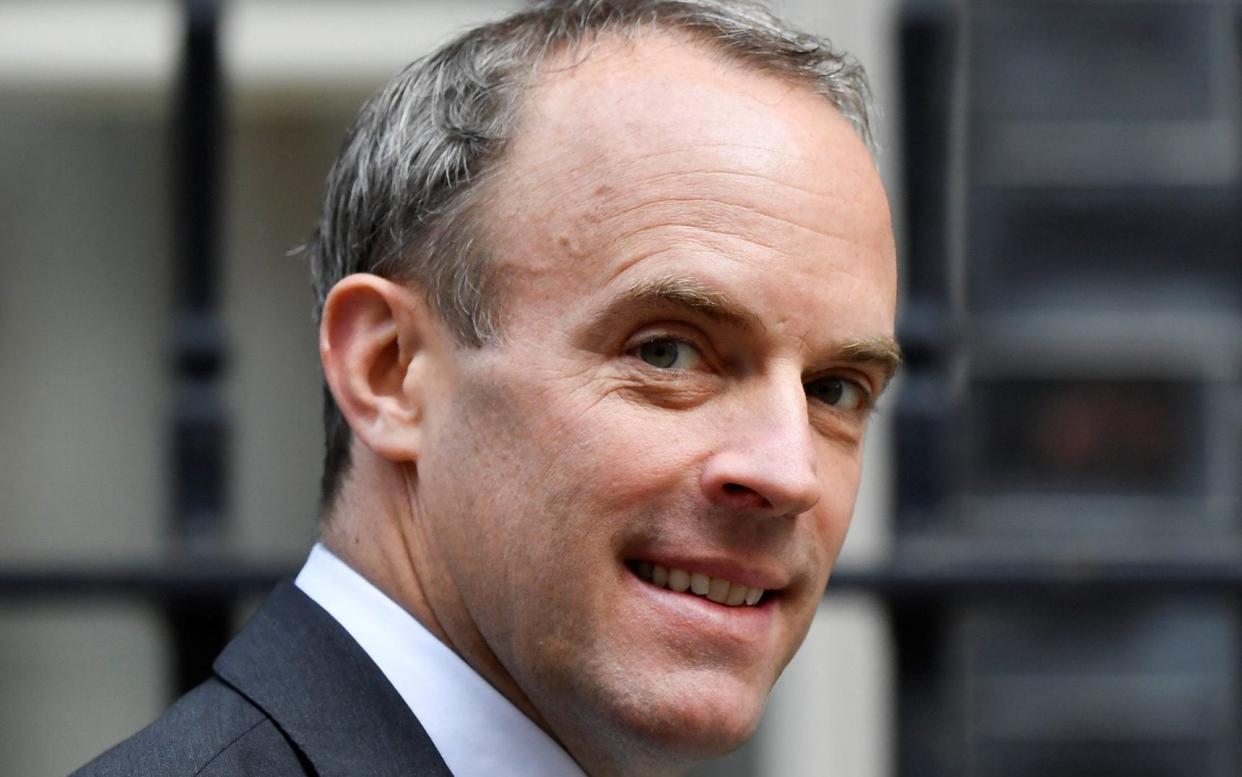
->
<box><xmin>214</xmin><ymin>581</ymin><xmax>453</xmax><ymax>777</ymax></box>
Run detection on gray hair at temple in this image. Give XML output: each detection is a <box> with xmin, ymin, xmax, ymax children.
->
<box><xmin>304</xmin><ymin>0</ymin><xmax>876</xmax><ymax>510</ymax></box>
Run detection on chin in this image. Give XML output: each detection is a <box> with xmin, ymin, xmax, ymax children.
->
<box><xmin>607</xmin><ymin>673</ymin><xmax>769</xmax><ymax>762</ymax></box>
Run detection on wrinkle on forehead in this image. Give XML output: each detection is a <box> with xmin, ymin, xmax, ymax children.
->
<box><xmin>494</xmin><ymin>159</ymin><xmax>892</xmax><ymax>274</ymax></box>
<box><xmin>499</xmin><ymin>111</ymin><xmax>884</xmax><ymax>216</ymax></box>
<box><xmin>592</xmin><ymin>188</ymin><xmax>893</xmax><ymax>257</ymax></box>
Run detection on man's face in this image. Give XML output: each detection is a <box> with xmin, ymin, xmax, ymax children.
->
<box><xmin>410</xmin><ymin>36</ymin><xmax>897</xmax><ymax>772</ymax></box>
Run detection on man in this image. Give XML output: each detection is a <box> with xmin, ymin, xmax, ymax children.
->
<box><xmin>74</xmin><ymin>0</ymin><xmax>898</xmax><ymax>775</ymax></box>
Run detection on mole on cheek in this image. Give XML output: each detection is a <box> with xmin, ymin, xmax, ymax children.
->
<box><xmin>556</xmin><ymin>232</ymin><xmax>587</xmax><ymax>259</ymax></box>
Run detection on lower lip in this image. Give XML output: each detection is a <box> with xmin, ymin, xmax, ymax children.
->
<box><xmin>623</xmin><ymin>566</ymin><xmax>779</xmax><ymax>649</ymax></box>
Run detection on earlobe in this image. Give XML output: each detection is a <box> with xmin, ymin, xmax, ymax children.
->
<box><xmin>319</xmin><ymin>274</ymin><xmax>439</xmax><ymax>463</ymax></box>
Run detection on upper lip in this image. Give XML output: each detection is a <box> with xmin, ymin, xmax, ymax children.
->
<box><xmin>627</xmin><ymin>553</ymin><xmax>790</xmax><ymax>591</ymax></box>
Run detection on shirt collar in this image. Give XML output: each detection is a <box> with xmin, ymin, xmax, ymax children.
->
<box><xmin>295</xmin><ymin>543</ymin><xmax>586</xmax><ymax>777</ymax></box>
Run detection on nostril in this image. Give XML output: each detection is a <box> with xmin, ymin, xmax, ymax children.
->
<box><xmin>721</xmin><ymin>482</ymin><xmax>772</xmax><ymax>510</ymax></box>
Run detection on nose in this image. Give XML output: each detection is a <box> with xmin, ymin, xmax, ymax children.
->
<box><xmin>699</xmin><ymin>378</ymin><xmax>821</xmax><ymax>517</ymax></box>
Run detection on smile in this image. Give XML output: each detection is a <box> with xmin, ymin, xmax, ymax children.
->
<box><xmin>631</xmin><ymin>561</ymin><xmax>765</xmax><ymax>607</ymax></box>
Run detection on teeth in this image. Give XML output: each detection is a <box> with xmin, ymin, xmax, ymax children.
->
<box><xmin>637</xmin><ymin>563</ymin><xmax>766</xmax><ymax>607</ymax></box>
<box><xmin>690</xmin><ymin>573</ymin><xmax>710</xmax><ymax>596</ymax></box>
<box><xmin>651</xmin><ymin>564</ymin><xmax>668</xmax><ymax>587</ymax></box>
<box><xmin>668</xmin><ymin>568</ymin><xmax>690</xmax><ymax>592</ymax></box>
<box><xmin>707</xmin><ymin>577</ymin><xmax>730</xmax><ymax>604</ymax></box>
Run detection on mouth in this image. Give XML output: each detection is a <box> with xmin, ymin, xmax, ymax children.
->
<box><xmin>625</xmin><ymin>560</ymin><xmax>770</xmax><ymax>608</ymax></box>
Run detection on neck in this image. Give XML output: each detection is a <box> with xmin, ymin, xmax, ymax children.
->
<box><xmin>318</xmin><ymin>453</ymin><xmax>554</xmax><ymax>737</ymax></box>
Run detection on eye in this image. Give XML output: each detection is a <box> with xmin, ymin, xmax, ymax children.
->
<box><xmin>805</xmin><ymin>376</ymin><xmax>870</xmax><ymax>412</ymax></box>
<box><xmin>635</xmin><ymin>338</ymin><xmax>703</xmax><ymax>370</ymax></box>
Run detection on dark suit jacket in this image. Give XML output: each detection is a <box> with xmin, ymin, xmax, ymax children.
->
<box><xmin>70</xmin><ymin>582</ymin><xmax>454</xmax><ymax>776</ymax></box>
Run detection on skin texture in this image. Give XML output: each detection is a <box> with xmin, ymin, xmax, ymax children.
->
<box><xmin>319</xmin><ymin>33</ymin><xmax>898</xmax><ymax>777</ymax></box>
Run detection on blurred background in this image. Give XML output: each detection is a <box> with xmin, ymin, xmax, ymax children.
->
<box><xmin>0</xmin><ymin>0</ymin><xmax>1238</xmax><ymax>775</ymax></box>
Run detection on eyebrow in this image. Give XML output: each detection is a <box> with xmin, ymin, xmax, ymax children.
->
<box><xmin>613</xmin><ymin>275</ymin><xmax>765</xmax><ymax>331</ymax></box>
<box><xmin>835</xmin><ymin>336</ymin><xmax>903</xmax><ymax>392</ymax></box>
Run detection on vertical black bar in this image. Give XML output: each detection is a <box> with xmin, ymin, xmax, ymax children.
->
<box><xmin>890</xmin><ymin>601</ymin><xmax>950</xmax><ymax>777</ymax></box>
<box><xmin>1235</xmin><ymin>10</ymin><xmax>1242</xmax><ymax>772</ymax></box>
<box><xmin>895</xmin><ymin>3</ymin><xmax>959</xmax><ymax>776</ymax></box>
<box><xmin>167</xmin><ymin>0</ymin><xmax>231</xmax><ymax>696</ymax></box>
<box><xmin>899</xmin><ymin>0</ymin><xmax>957</xmax><ymax>303</ymax></box>
<box><xmin>895</xmin><ymin>0</ymin><xmax>957</xmax><ymax>532</ymax></box>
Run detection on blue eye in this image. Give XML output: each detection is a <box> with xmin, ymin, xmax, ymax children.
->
<box><xmin>805</xmin><ymin>376</ymin><xmax>869</xmax><ymax>412</ymax></box>
<box><xmin>636</xmin><ymin>338</ymin><xmax>702</xmax><ymax>370</ymax></box>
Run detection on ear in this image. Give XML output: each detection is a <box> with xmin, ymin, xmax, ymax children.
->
<box><xmin>319</xmin><ymin>273</ymin><xmax>444</xmax><ymax>463</ymax></box>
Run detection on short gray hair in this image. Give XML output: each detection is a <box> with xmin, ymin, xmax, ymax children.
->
<box><xmin>306</xmin><ymin>0</ymin><xmax>875</xmax><ymax>510</ymax></box>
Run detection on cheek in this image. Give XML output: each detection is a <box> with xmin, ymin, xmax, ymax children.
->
<box><xmin>424</xmin><ymin>367</ymin><xmax>648</xmax><ymax>558</ymax></box>
<box><xmin>797</xmin><ymin>444</ymin><xmax>865</xmax><ymax>569</ymax></box>
<box><xmin>468</xmin><ymin>358</ymin><xmax>699</xmax><ymax>497</ymax></box>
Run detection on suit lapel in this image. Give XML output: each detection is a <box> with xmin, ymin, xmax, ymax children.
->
<box><xmin>214</xmin><ymin>581</ymin><xmax>454</xmax><ymax>777</ymax></box>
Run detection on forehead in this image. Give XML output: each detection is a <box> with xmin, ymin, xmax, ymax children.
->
<box><xmin>480</xmin><ymin>33</ymin><xmax>896</xmax><ymax>339</ymax></box>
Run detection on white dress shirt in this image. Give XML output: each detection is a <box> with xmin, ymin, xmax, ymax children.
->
<box><xmin>295</xmin><ymin>543</ymin><xmax>586</xmax><ymax>777</ymax></box>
